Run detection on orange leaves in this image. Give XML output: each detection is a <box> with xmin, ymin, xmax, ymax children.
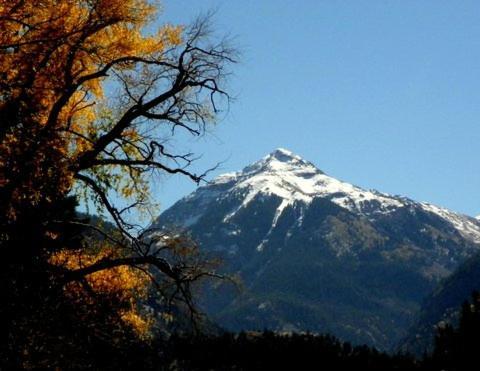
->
<box><xmin>94</xmin><ymin>0</ymin><xmax>156</xmax><ymax>25</ymax></box>
<box><xmin>0</xmin><ymin>0</ymin><xmax>184</xmax><ymax>219</ymax></box>
<box><xmin>160</xmin><ymin>24</ymin><xmax>184</xmax><ymax>47</ymax></box>
<box><xmin>50</xmin><ymin>247</ymin><xmax>150</xmax><ymax>299</ymax></box>
<box><xmin>0</xmin><ymin>0</ymin><xmax>181</xmax><ymax>135</ymax></box>
<box><xmin>119</xmin><ymin>310</ymin><xmax>153</xmax><ymax>339</ymax></box>
<box><xmin>49</xmin><ymin>246</ymin><xmax>153</xmax><ymax>337</ymax></box>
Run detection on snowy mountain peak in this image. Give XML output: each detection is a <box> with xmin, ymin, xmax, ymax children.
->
<box><xmin>268</xmin><ymin>148</ymin><xmax>303</xmax><ymax>163</ymax></box>
<box><xmin>173</xmin><ymin>150</ymin><xmax>480</xmax><ymax>245</ymax></box>
<box><xmin>240</xmin><ymin>148</ymin><xmax>320</xmax><ymax>177</ymax></box>
<box><xmin>210</xmin><ymin>149</ymin><xmax>405</xmax><ymax>221</ymax></box>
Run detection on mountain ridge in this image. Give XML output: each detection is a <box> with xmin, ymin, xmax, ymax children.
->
<box><xmin>167</xmin><ymin>148</ymin><xmax>480</xmax><ymax>247</ymax></box>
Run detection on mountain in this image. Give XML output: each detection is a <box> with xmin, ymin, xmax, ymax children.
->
<box><xmin>153</xmin><ymin>148</ymin><xmax>480</xmax><ymax>350</ymax></box>
<box><xmin>399</xmin><ymin>252</ymin><xmax>480</xmax><ymax>355</ymax></box>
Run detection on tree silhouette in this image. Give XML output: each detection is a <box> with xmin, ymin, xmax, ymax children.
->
<box><xmin>0</xmin><ymin>1</ymin><xmax>236</xmax><ymax>367</ymax></box>
<box><xmin>425</xmin><ymin>291</ymin><xmax>480</xmax><ymax>370</ymax></box>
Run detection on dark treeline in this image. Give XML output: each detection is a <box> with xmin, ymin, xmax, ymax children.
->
<box><xmin>159</xmin><ymin>331</ymin><xmax>417</xmax><ymax>370</ymax></box>
<box><xmin>153</xmin><ymin>292</ymin><xmax>480</xmax><ymax>370</ymax></box>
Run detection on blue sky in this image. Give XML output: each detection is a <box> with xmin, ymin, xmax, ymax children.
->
<box><xmin>152</xmin><ymin>0</ymin><xmax>480</xmax><ymax>217</ymax></box>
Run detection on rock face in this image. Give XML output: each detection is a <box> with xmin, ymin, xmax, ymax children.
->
<box><xmin>153</xmin><ymin>148</ymin><xmax>480</xmax><ymax>350</ymax></box>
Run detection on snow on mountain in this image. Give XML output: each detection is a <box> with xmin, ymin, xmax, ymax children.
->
<box><xmin>419</xmin><ymin>203</ymin><xmax>480</xmax><ymax>245</ymax></box>
<box><xmin>214</xmin><ymin>148</ymin><xmax>404</xmax><ymax>221</ymax></box>
<box><xmin>187</xmin><ymin>148</ymin><xmax>480</xmax><ymax>245</ymax></box>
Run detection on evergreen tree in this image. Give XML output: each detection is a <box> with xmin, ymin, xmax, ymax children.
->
<box><xmin>428</xmin><ymin>291</ymin><xmax>480</xmax><ymax>370</ymax></box>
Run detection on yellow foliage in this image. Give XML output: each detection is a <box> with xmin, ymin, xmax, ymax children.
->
<box><xmin>49</xmin><ymin>247</ymin><xmax>152</xmax><ymax>337</ymax></box>
<box><xmin>0</xmin><ymin>0</ymin><xmax>183</xmax><ymax>219</ymax></box>
<box><xmin>120</xmin><ymin>310</ymin><xmax>153</xmax><ymax>339</ymax></box>
<box><xmin>0</xmin><ymin>2</ymin><xmax>228</xmax><ymax>361</ymax></box>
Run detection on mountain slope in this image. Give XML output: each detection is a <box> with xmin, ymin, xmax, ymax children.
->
<box><xmin>154</xmin><ymin>149</ymin><xmax>480</xmax><ymax>350</ymax></box>
<box><xmin>399</xmin><ymin>252</ymin><xmax>480</xmax><ymax>355</ymax></box>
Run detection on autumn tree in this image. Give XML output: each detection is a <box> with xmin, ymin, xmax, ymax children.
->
<box><xmin>0</xmin><ymin>0</ymin><xmax>236</xmax><ymax>367</ymax></box>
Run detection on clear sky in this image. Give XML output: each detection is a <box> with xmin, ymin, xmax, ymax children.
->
<box><xmin>151</xmin><ymin>0</ymin><xmax>480</xmax><ymax>217</ymax></box>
